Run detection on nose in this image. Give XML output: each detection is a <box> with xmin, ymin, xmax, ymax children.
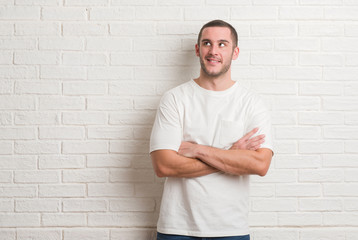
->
<box><xmin>208</xmin><ymin>44</ymin><xmax>218</xmax><ymax>55</ymax></box>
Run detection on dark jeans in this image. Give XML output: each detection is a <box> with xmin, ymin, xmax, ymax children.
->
<box><xmin>157</xmin><ymin>232</ymin><xmax>250</xmax><ymax>240</ymax></box>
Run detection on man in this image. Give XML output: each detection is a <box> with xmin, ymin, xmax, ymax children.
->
<box><xmin>150</xmin><ymin>20</ymin><xmax>274</xmax><ymax>240</ymax></box>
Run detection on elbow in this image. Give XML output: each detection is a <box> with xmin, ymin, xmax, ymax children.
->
<box><xmin>257</xmin><ymin>164</ymin><xmax>269</xmax><ymax>177</ymax></box>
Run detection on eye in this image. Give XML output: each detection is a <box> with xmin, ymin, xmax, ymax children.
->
<box><xmin>203</xmin><ymin>42</ymin><xmax>211</xmax><ymax>46</ymax></box>
<box><xmin>219</xmin><ymin>43</ymin><xmax>225</xmax><ymax>47</ymax></box>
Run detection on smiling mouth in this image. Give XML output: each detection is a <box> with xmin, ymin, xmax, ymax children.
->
<box><xmin>206</xmin><ymin>58</ymin><xmax>221</xmax><ymax>64</ymax></box>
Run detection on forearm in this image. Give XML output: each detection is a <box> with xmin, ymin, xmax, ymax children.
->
<box><xmin>195</xmin><ymin>145</ymin><xmax>272</xmax><ymax>176</ymax></box>
<box><xmin>151</xmin><ymin>150</ymin><xmax>218</xmax><ymax>178</ymax></box>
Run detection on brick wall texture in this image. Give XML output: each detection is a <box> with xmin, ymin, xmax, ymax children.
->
<box><xmin>1</xmin><ymin>0</ymin><xmax>358</xmax><ymax>239</ymax></box>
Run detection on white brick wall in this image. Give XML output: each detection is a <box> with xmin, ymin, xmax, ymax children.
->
<box><xmin>0</xmin><ymin>1</ymin><xmax>357</xmax><ymax>239</ymax></box>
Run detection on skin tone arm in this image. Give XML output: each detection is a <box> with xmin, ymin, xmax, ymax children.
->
<box><xmin>179</xmin><ymin>135</ymin><xmax>273</xmax><ymax>176</ymax></box>
<box><xmin>151</xmin><ymin>128</ymin><xmax>266</xmax><ymax>178</ymax></box>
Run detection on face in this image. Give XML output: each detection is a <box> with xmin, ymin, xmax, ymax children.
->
<box><xmin>196</xmin><ymin>27</ymin><xmax>239</xmax><ymax>79</ymax></box>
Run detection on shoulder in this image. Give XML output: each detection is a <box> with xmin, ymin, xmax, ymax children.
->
<box><xmin>160</xmin><ymin>80</ymin><xmax>193</xmax><ymax>102</ymax></box>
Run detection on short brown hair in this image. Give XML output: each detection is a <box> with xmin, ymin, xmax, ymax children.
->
<box><xmin>197</xmin><ymin>19</ymin><xmax>238</xmax><ymax>48</ymax></box>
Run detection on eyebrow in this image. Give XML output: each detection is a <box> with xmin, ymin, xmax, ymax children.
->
<box><xmin>201</xmin><ymin>39</ymin><xmax>230</xmax><ymax>43</ymax></box>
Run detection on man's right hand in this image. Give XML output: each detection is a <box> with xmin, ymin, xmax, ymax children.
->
<box><xmin>229</xmin><ymin>128</ymin><xmax>265</xmax><ymax>151</ymax></box>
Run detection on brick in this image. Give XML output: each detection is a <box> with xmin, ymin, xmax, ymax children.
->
<box><xmin>300</xmin><ymin>198</ymin><xmax>342</xmax><ymax>212</ymax></box>
<box><xmin>133</xmin><ymin>127</ymin><xmax>151</xmax><ymax>140</ymax></box>
<box><xmin>0</xmin><ymin>186</ymin><xmax>37</xmax><ymax>198</ymax></box>
<box><xmin>110</xmin><ymin>140</ymin><xmax>148</xmax><ymax>154</ymax></box>
<box><xmin>110</xmin><ymin>112</ymin><xmax>155</xmax><ymax>125</ymax></box>
<box><xmin>0</xmin><ymin>142</ymin><xmax>11</xmax><ymax>154</ymax></box>
<box><xmin>249</xmin><ymin>213</ymin><xmax>277</xmax><ymax>226</ymax></box>
<box><xmin>42</xmin><ymin>213</ymin><xmax>86</xmax><ymax>227</ymax></box>
<box><xmin>273</xmin><ymin>140</ymin><xmax>297</xmax><ymax>154</ymax></box>
<box><xmin>252</xmin><ymin>229</ymin><xmax>298</xmax><ymax>240</ymax></box>
<box><xmin>232</xmin><ymin>6</ymin><xmax>277</xmax><ymax>20</ymax></box>
<box><xmin>88</xmin><ymin>127</ymin><xmax>132</xmax><ymax>140</ymax></box>
<box><xmin>64</xmin><ymin>229</ymin><xmax>109</xmax><ymax>240</ymax></box>
<box><xmin>252</xmin><ymin>199</ymin><xmax>297</xmax><ymax>212</ymax></box>
<box><xmin>87</xmin><ymin>67</ymin><xmax>132</xmax><ymax>80</ymax></box>
<box><xmin>86</xmin><ymin>37</ymin><xmax>131</xmax><ymax>51</ymax></box>
<box><xmin>41</xmin><ymin>66</ymin><xmax>86</xmax><ymax>79</ymax></box>
<box><xmin>136</xmin><ymin>6</ymin><xmax>182</xmax><ymax>20</ymax></box>
<box><xmin>88</xmin><ymin>183</ymin><xmax>134</xmax><ymax>197</ymax></box>
<box><xmin>86</xmin><ymin>154</ymin><xmax>131</xmax><ymax>168</ymax></box>
<box><xmin>273</xmin><ymin>96</ymin><xmax>320</xmax><ymax>111</ymax></box>
<box><xmin>65</xmin><ymin>0</ymin><xmax>109</xmax><ymax>6</ymax></box>
<box><xmin>0</xmin><ymin>156</ymin><xmax>36</xmax><ymax>170</ymax></box>
<box><xmin>275</xmin><ymin>126</ymin><xmax>320</xmax><ymax>139</ymax></box>
<box><xmin>346</xmin><ymin>169</ymin><xmax>358</xmax><ymax>182</ymax></box>
<box><xmin>15</xmin><ymin>22</ymin><xmax>60</xmax><ymax>36</ymax></box>
<box><xmin>0</xmin><ymin>23</ymin><xmax>13</xmax><ymax>36</ymax></box>
<box><xmin>0</xmin><ymin>6</ymin><xmax>40</xmax><ymax>20</ymax></box>
<box><xmin>63</xmin><ymin>169</ymin><xmax>108</xmax><ymax>183</ymax></box>
<box><xmin>0</xmin><ymin>66</ymin><xmax>37</xmax><ymax>79</ymax></box>
<box><xmin>279</xmin><ymin>6</ymin><xmax>323</xmax><ymax>20</ymax></box>
<box><xmin>17</xmin><ymin>229</ymin><xmax>61</xmax><ymax>240</ymax></box>
<box><xmin>110</xmin><ymin>198</ymin><xmax>155</xmax><ymax>212</ymax></box>
<box><xmin>0</xmin><ymin>127</ymin><xmax>35</xmax><ymax>140</ymax></box>
<box><xmin>323</xmin><ymin>154</ymin><xmax>358</xmax><ymax>168</ymax></box>
<box><xmin>15</xmin><ymin>51</ymin><xmax>59</xmax><ymax>65</ymax></box>
<box><xmin>299</xmin><ymin>53</ymin><xmax>344</xmax><ymax>66</ymax></box>
<box><xmin>14</xmin><ymin>170</ymin><xmax>59</xmax><ymax>183</ymax></box>
<box><xmin>251</xmin><ymin>169</ymin><xmax>297</xmax><ymax>183</ymax></box>
<box><xmin>299</xmin><ymin>140</ymin><xmax>343</xmax><ymax>154</ymax></box>
<box><xmin>346</xmin><ymin>24</ymin><xmax>358</xmax><ymax>37</ymax></box>
<box><xmin>134</xmin><ymin>37</ymin><xmax>182</xmax><ymax>51</ymax></box>
<box><xmin>324</xmin><ymin>126</ymin><xmax>358</xmax><ymax>139</ymax></box>
<box><xmin>324</xmin><ymin>183</ymin><xmax>358</xmax><ymax>196</ymax></box>
<box><xmin>250</xmin><ymin>184</ymin><xmax>275</xmax><ymax>197</ymax></box>
<box><xmin>110</xmin><ymin>169</ymin><xmax>154</xmax><ymax>183</ymax></box>
<box><xmin>346</xmin><ymin>140</ymin><xmax>358</xmax><ymax>153</ymax></box>
<box><xmin>323</xmin><ymin>97</ymin><xmax>358</xmax><ymax>111</ymax></box>
<box><xmin>300</xmin><ymin>82</ymin><xmax>342</xmax><ymax>96</ymax></box>
<box><xmin>276</xmin><ymin>184</ymin><xmax>321</xmax><ymax>197</ymax></box>
<box><xmin>90</xmin><ymin>7</ymin><xmax>134</xmax><ymax>20</ymax></box>
<box><xmin>323</xmin><ymin>213</ymin><xmax>358</xmax><ymax>226</ymax></box>
<box><xmin>39</xmin><ymin>37</ymin><xmax>84</xmax><ymax>50</ymax></box>
<box><xmin>323</xmin><ymin>38</ymin><xmax>358</xmax><ymax>52</ymax></box>
<box><xmin>39</xmin><ymin>155</ymin><xmax>85</xmax><ymax>169</ymax></box>
<box><xmin>253</xmin><ymin>0</ymin><xmax>296</xmax><ymax>4</ymax></box>
<box><xmin>0</xmin><ymin>171</ymin><xmax>12</xmax><ymax>183</ymax></box>
<box><xmin>135</xmin><ymin>66</ymin><xmax>197</xmax><ymax>80</ymax></box>
<box><xmin>345</xmin><ymin>82</ymin><xmax>358</xmax><ymax>96</ymax></box>
<box><xmin>276</xmin><ymin>67</ymin><xmax>321</xmax><ymax>80</ymax></box>
<box><xmin>299</xmin><ymin>169</ymin><xmax>344</xmax><ymax>182</ymax></box>
<box><xmin>63</xmin><ymin>23</ymin><xmax>108</xmax><ymax>36</ymax></box>
<box><xmin>185</xmin><ymin>7</ymin><xmax>229</xmax><ymax>20</ymax></box>
<box><xmin>111</xmin><ymin>229</ymin><xmax>156</xmax><ymax>240</ymax></box>
<box><xmin>62</xmin><ymin>141</ymin><xmax>108</xmax><ymax>154</ymax></box>
<box><xmin>110</xmin><ymin>22</ymin><xmax>155</xmax><ymax>36</ymax></box>
<box><xmin>299</xmin><ymin>229</ymin><xmax>345</xmax><ymax>240</ymax></box>
<box><xmin>158</xmin><ymin>0</ymin><xmax>200</xmax><ymax>5</ymax></box>
<box><xmin>134</xmin><ymin>97</ymin><xmax>160</xmax><ymax>110</ymax></box>
<box><xmin>88</xmin><ymin>212</ymin><xmax>156</xmax><ymax>227</ymax></box>
<box><xmin>15</xmin><ymin>141</ymin><xmax>60</xmax><ymax>154</ymax></box>
<box><xmin>278</xmin><ymin>213</ymin><xmax>322</xmax><ymax>226</ymax></box>
<box><xmin>346</xmin><ymin>113</ymin><xmax>358</xmax><ymax>125</ymax></box>
<box><xmin>109</xmin><ymin>82</ymin><xmax>156</xmax><ymax>96</ymax></box>
<box><xmin>62</xmin><ymin>112</ymin><xmax>107</xmax><ymax>125</ymax></box>
<box><xmin>63</xmin><ymin>82</ymin><xmax>106</xmax><ymax>95</ymax></box>
<box><xmin>298</xmin><ymin>112</ymin><xmax>344</xmax><ymax>125</ymax></box>
<box><xmin>112</xmin><ymin>0</ymin><xmax>154</xmax><ymax>4</ymax></box>
<box><xmin>0</xmin><ymin>213</ymin><xmax>40</xmax><ymax>227</ymax></box>
<box><xmin>41</xmin><ymin>7</ymin><xmax>87</xmax><ymax>20</ymax></box>
<box><xmin>275</xmin><ymin>38</ymin><xmax>319</xmax><ymax>51</ymax></box>
<box><xmin>301</xmin><ymin>0</ymin><xmax>341</xmax><ymax>4</ymax></box>
<box><xmin>251</xmin><ymin>24</ymin><xmax>297</xmax><ymax>37</ymax></box>
<box><xmin>62</xmin><ymin>52</ymin><xmax>107</xmax><ymax>66</ymax></box>
<box><xmin>271</xmin><ymin>111</ymin><xmax>296</xmax><ymax>125</ymax></box>
<box><xmin>15</xmin><ymin>199</ymin><xmax>59</xmax><ymax>212</ymax></box>
<box><xmin>345</xmin><ymin>199</ymin><xmax>358</xmax><ymax>211</ymax></box>
<box><xmin>325</xmin><ymin>7</ymin><xmax>358</xmax><ymax>20</ymax></box>
<box><xmin>39</xmin><ymin>184</ymin><xmax>86</xmax><ymax>197</ymax></box>
<box><xmin>63</xmin><ymin>199</ymin><xmax>107</xmax><ymax>212</ymax></box>
<box><xmin>0</xmin><ymin>51</ymin><xmax>12</xmax><ymax>64</ymax></box>
<box><xmin>111</xmin><ymin>52</ymin><xmax>154</xmax><ymax>66</ymax></box>
<box><xmin>0</xmin><ymin>112</ymin><xmax>12</xmax><ymax>125</ymax></box>
<box><xmin>135</xmin><ymin>183</ymin><xmax>163</xmax><ymax>197</ymax></box>
<box><xmin>0</xmin><ymin>38</ymin><xmax>36</xmax><ymax>50</ymax></box>
<box><xmin>15</xmin><ymin>81</ymin><xmax>61</xmax><ymax>94</ymax></box>
<box><xmin>157</xmin><ymin>22</ymin><xmax>200</xmax><ymax>35</ymax></box>
<box><xmin>87</xmin><ymin>97</ymin><xmax>133</xmax><ymax>110</ymax></box>
<box><xmin>0</xmin><ymin>199</ymin><xmax>13</xmax><ymax>212</ymax></box>
<box><xmin>251</xmin><ymin>52</ymin><xmax>296</xmax><ymax>66</ymax></box>
<box><xmin>39</xmin><ymin>96</ymin><xmax>85</xmax><ymax>110</ymax></box>
<box><xmin>16</xmin><ymin>0</ymin><xmax>58</xmax><ymax>5</ymax></box>
<box><xmin>299</xmin><ymin>22</ymin><xmax>344</xmax><ymax>36</ymax></box>
<box><xmin>15</xmin><ymin>112</ymin><xmax>60</xmax><ymax>125</ymax></box>
<box><xmin>275</xmin><ymin>155</ymin><xmax>321</xmax><ymax>169</ymax></box>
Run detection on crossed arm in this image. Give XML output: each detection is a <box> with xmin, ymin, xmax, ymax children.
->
<box><xmin>151</xmin><ymin>128</ymin><xmax>273</xmax><ymax>178</ymax></box>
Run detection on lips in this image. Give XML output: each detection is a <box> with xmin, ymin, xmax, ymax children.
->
<box><xmin>206</xmin><ymin>57</ymin><xmax>221</xmax><ymax>64</ymax></box>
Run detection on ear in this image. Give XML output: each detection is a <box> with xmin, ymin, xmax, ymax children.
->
<box><xmin>195</xmin><ymin>44</ymin><xmax>200</xmax><ymax>57</ymax></box>
<box><xmin>232</xmin><ymin>46</ymin><xmax>239</xmax><ymax>60</ymax></box>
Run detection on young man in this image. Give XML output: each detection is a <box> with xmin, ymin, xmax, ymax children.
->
<box><xmin>150</xmin><ymin>20</ymin><xmax>274</xmax><ymax>240</ymax></box>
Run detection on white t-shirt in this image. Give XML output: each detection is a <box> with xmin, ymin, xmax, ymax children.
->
<box><xmin>150</xmin><ymin>80</ymin><xmax>273</xmax><ymax>237</ymax></box>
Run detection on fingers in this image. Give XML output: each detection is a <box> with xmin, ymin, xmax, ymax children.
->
<box><xmin>241</xmin><ymin>127</ymin><xmax>259</xmax><ymax>141</ymax></box>
<box><xmin>247</xmin><ymin>134</ymin><xmax>265</xmax><ymax>150</ymax></box>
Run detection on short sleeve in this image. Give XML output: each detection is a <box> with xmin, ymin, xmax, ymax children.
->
<box><xmin>245</xmin><ymin>96</ymin><xmax>274</xmax><ymax>153</ymax></box>
<box><xmin>149</xmin><ymin>92</ymin><xmax>182</xmax><ymax>153</ymax></box>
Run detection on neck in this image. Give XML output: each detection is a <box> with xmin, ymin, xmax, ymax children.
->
<box><xmin>194</xmin><ymin>69</ymin><xmax>235</xmax><ymax>91</ymax></box>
